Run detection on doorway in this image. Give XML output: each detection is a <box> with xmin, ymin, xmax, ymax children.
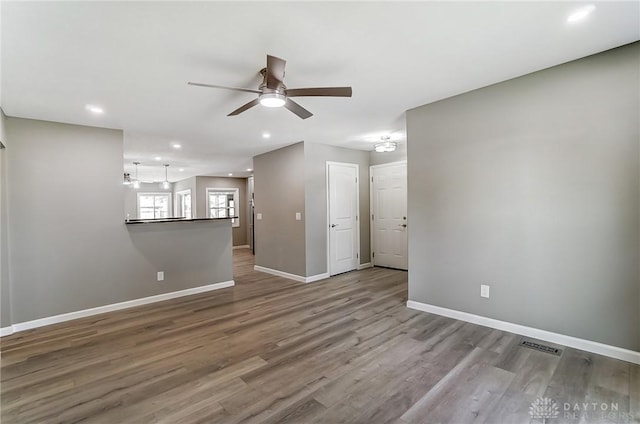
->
<box><xmin>327</xmin><ymin>162</ymin><xmax>359</xmax><ymax>276</ymax></box>
<box><xmin>370</xmin><ymin>161</ymin><xmax>408</xmax><ymax>270</ymax></box>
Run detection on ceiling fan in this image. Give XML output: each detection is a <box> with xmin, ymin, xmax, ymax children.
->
<box><xmin>188</xmin><ymin>54</ymin><xmax>352</xmax><ymax>119</ymax></box>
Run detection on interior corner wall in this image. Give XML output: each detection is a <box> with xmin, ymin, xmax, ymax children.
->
<box><xmin>0</xmin><ymin>108</ymin><xmax>10</xmax><ymax>328</ymax></box>
<box><xmin>5</xmin><ymin>117</ymin><xmax>232</xmax><ymax>325</ymax></box>
<box><xmin>253</xmin><ymin>142</ymin><xmax>306</xmax><ymax>276</ymax></box>
<box><xmin>407</xmin><ymin>42</ymin><xmax>640</xmax><ymax>351</ymax></box>
<box><xmin>195</xmin><ymin>176</ymin><xmax>248</xmax><ymax>246</ymax></box>
<box><xmin>173</xmin><ymin>176</ymin><xmax>197</xmax><ymax>216</ymax></box>
<box><xmin>304</xmin><ymin>142</ymin><xmax>371</xmax><ymax>277</ymax></box>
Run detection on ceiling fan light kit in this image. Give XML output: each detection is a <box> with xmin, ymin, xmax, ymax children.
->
<box><xmin>189</xmin><ymin>54</ymin><xmax>352</xmax><ymax>119</ymax></box>
<box><xmin>259</xmin><ymin>92</ymin><xmax>286</xmax><ymax>108</ymax></box>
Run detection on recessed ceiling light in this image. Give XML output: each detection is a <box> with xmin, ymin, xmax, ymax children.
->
<box><xmin>228</xmin><ymin>173</ymin><xmax>233</xmax><ymax>176</ymax></box>
<box><xmin>247</xmin><ymin>168</ymin><xmax>253</xmax><ymax>172</ymax></box>
<box><xmin>85</xmin><ymin>104</ymin><xmax>104</xmax><ymax>114</ymax></box>
<box><xmin>172</xmin><ymin>143</ymin><xmax>182</xmax><ymax>149</ymax></box>
<box><xmin>154</xmin><ymin>156</ymin><xmax>162</xmax><ymax>161</ymax></box>
<box><xmin>567</xmin><ymin>4</ymin><xmax>596</xmax><ymax>23</ymax></box>
<box><xmin>179</xmin><ymin>168</ymin><xmax>185</xmax><ymax>172</ymax></box>
<box><xmin>262</xmin><ymin>132</ymin><xmax>271</xmax><ymax>139</ymax></box>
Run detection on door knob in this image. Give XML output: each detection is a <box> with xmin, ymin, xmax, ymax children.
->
<box><xmin>331</xmin><ymin>224</ymin><xmax>338</xmax><ymax>228</ymax></box>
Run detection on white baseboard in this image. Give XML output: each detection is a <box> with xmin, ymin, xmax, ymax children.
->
<box><xmin>0</xmin><ymin>326</ymin><xmax>13</xmax><ymax>337</ymax></box>
<box><xmin>306</xmin><ymin>272</ymin><xmax>330</xmax><ymax>283</ymax></box>
<box><xmin>254</xmin><ymin>265</ymin><xmax>329</xmax><ymax>284</ymax></box>
<box><xmin>2</xmin><ymin>280</ymin><xmax>235</xmax><ymax>336</ymax></box>
<box><xmin>406</xmin><ymin>300</ymin><xmax>640</xmax><ymax>365</ymax></box>
<box><xmin>232</xmin><ymin>245</ymin><xmax>251</xmax><ymax>250</ymax></box>
<box><xmin>358</xmin><ymin>262</ymin><xmax>372</xmax><ymax>270</ymax></box>
<box><xmin>254</xmin><ymin>265</ymin><xmax>306</xmax><ymax>283</ymax></box>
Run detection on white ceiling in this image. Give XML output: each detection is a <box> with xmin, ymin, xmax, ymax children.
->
<box><xmin>2</xmin><ymin>1</ymin><xmax>638</xmax><ymax>182</ymax></box>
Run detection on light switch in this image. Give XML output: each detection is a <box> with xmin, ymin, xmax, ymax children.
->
<box><xmin>256</xmin><ymin>213</ymin><xmax>262</xmax><ymax>220</ymax></box>
<box><xmin>295</xmin><ymin>212</ymin><xmax>301</xmax><ymax>221</ymax></box>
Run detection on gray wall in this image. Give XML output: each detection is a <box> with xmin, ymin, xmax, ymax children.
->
<box><xmin>369</xmin><ymin>141</ymin><xmax>407</xmax><ymax>166</ymax></box>
<box><xmin>406</xmin><ymin>42</ymin><xmax>640</xmax><ymax>351</ymax></box>
<box><xmin>195</xmin><ymin>176</ymin><xmax>248</xmax><ymax>246</ymax></box>
<box><xmin>124</xmin><ymin>182</ymin><xmax>173</xmax><ymax>219</ymax></box>
<box><xmin>304</xmin><ymin>142</ymin><xmax>371</xmax><ymax>276</ymax></box>
<box><xmin>254</xmin><ymin>142</ymin><xmax>306</xmax><ymax>276</ymax></box>
<box><xmin>0</xmin><ymin>109</ymin><xmax>10</xmax><ymax>327</ymax></box>
<box><xmin>4</xmin><ymin>117</ymin><xmax>233</xmax><ymax>324</ymax></box>
<box><xmin>247</xmin><ymin>177</ymin><xmax>254</xmax><ymax>250</ymax></box>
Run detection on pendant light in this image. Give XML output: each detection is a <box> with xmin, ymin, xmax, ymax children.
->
<box><xmin>132</xmin><ymin>162</ymin><xmax>141</xmax><ymax>189</ymax></box>
<box><xmin>160</xmin><ymin>164</ymin><xmax>170</xmax><ymax>189</ymax></box>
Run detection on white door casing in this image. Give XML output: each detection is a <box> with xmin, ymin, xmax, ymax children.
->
<box><xmin>327</xmin><ymin>162</ymin><xmax>359</xmax><ymax>276</ymax></box>
<box><xmin>370</xmin><ymin>161</ymin><xmax>408</xmax><ymax>270</ymax></box>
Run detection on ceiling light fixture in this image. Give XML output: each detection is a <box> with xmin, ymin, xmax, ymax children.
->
<box><xmin>247</xmin><ymin>168</ymin><xmax>253</xmax><ymax>172</ymax></box>
<box><xmin>172</xmin><ymin>143</ymin><xmax>182</xmax><ymax>149</ymax></box>
<box><xmin>179</xmin><ymin>168</ymin><xmax>185</xmax><ymax>172</ymax></box>
<box><xmin>154</xmin><ymin>156</ymin><xmax>162</xmax><ymax>161</ymax></box>
<box><xmin>85</xmin><ymin>104</ymin><xmax>104</xmax><ymax>114</ymax></box>
<box><xmin>161</xmin><ymin>164</ymin><xmax>170</xmax><ymax>189</ymax></box>
<box><xmin>567</xmin><ymin>4</ymin><xmax>596</xmax><ymax>23</ymax></box>
<box><xmin>374</xmin><ymin>136</ymin><xmax>397</xmax><ymax>153</ymax></box>
<box><xmin>132</xmin><ymin>161</ymin><xmax>141</xmax><ymax>189</ymax></box>
<box><xmin>228</xmin><ymin>173</ymin><xmax>233</xmax><ymax>176</ymax></box>
<box><xmin>259</xmin><ymin>92</ymin><xmax>286</xmax><ymax>108</ymax></box>
<box><xmin>262</xmin><ymin>132</ymin><xmax>271</xmax><ymax>139</ymax></box>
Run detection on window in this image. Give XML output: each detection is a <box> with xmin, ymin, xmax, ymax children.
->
<box><xmin>175</xmin><ymin>189</ymin><xmax>192</xmax><ymax>219</ymax></box>
<box><xmin>137</xmin><ymin>193</ymin><xmax>171</xmax><ymax>219</ymax></box>
<box><xmin>206</xmin><ymin>188</ymin><xmax>239</xmax><ymax>227</ymax></box>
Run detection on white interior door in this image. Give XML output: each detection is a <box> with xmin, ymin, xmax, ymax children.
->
<box><xmin>328</xmin><ymin>162</ymin><xmax>359</xmax><ymax>276</ymax></box>
<box><xmin>371</xmin><ymin>161</ymin><xmax>407</xmax><ymax>270</ymax></box>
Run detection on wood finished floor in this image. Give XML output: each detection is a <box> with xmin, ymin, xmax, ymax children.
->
<box><xmin>1</xmin><ymin>248</ymin><xmax>638</xmax><ymax>424</ymax></box>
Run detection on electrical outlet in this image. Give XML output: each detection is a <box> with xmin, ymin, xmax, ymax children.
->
<box><xmin>295</xmin><ymin>212</ymin><xmax>301</xmax><ymax>221</ymax></box>
<box><xmin>157</xmin><ymin>271</ymin><xmax>164</xmax><ymax>281</ymax></box>
<box><xmin>256</xmin><ymin>213</ymin><xmax>262</xmax><ymax>220</ymax></box>
<box><xmin>480</xmin><ymin>284</ymin><xmax>490</xmax><ymax>298</ymax></box>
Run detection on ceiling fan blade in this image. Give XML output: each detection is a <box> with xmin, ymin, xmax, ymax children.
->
<box><xmin>266</xmin><ymin>55</ymin><xmax>286</xmax><ymax>89</ymax></box>
<box><xmin>285</xmin><ymin>87</ymin><xmax>353</xmax><ymax>98</ymax></box>
<box><xmin>188</xmin><ymin>82</ymin><xmax>261</xmax><ymax>95</ymax></box>
<box><xmin>284</xmin><ymin>99</ymin><xmax>313</xmax><ymax>119</ymax></box>
<box><xmin>228</xmin><ymin>98</ymin><xmax>260</xmax><ymax>116</ymax></box>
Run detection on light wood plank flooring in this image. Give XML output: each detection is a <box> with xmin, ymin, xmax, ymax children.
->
<box><xmin>1</xmin><ymin>248</ymin><xmax>638</xmax><ymax>423</ymax></box>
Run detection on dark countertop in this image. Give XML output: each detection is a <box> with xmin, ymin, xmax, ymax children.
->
<box><xmin>125</xmin><ymin>217</ymin><xmax>237</xmax><ymax>225</ymax></box>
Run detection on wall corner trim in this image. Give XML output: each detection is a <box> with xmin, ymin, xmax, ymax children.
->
<box><xmin>357</xmin><ymin>262</ymin><xmax>373</xmax><ymax>270</ymax></box>
<box><xmin>254</xmin><ymin>265</ymin><xmax>329</xmax><ymax>284</ymax></box>
<box><xmin>1</xmin><ymin>280</ymin><xmax>235</xmax><ymax>337</ymax></box>
<box><xmin>406</xmin><ymin>300</ymin><xmax>640</xmax><ymax>365</ymax></box>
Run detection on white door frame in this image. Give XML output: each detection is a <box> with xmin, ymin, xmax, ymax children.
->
<box><xmin>369</xmin><ymin>160</ymin><xmax>407</xmax><ymax>268</ymax></box>
<box><xmin>326</xmin><ymin>161</ymin><xmax>360</xmax><ymax>276</ymax></box>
